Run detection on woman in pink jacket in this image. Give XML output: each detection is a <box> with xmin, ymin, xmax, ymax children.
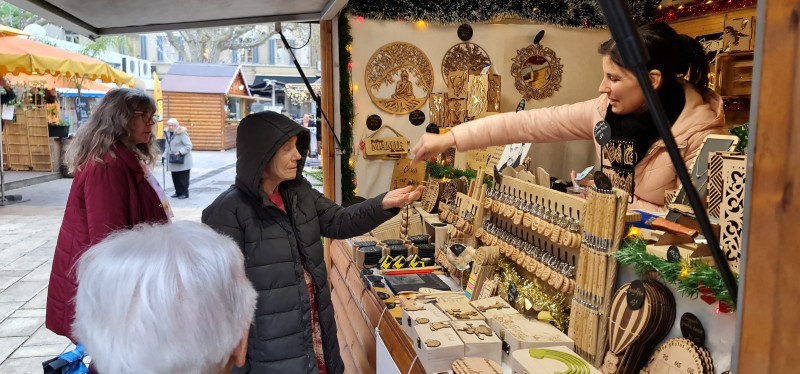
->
<box><xmin>413</xmin><ymin>23</ymin><xmax>725</xmax><ymax>211</ymax></box>
<box><xmin>46</xmin><ymin>88</ymin><xmax>171</xmax><ymax>342</ymax></box>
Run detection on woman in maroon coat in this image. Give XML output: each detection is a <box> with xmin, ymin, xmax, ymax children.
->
<box><xmin>46</xmin><ymin>88</ymin><xmax>172</xmax><ymax>342</ymax></box>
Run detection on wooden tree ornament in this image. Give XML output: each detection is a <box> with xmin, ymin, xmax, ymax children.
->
<box><xmin>365</xmin><ymin>42</ymin><xmax>433</xmax><ymax>114</ymax></box>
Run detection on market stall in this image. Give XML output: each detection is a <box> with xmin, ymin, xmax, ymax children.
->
<box><xmin>327</xmin><ymin>2</ymin><xmax>754</xmax><ymax>372</ymax></box>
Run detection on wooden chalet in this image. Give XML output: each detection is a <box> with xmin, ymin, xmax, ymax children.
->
<box><xmin>162</xmin><ymin>63</ymin><xmax>266</xmax><ymax>150</ymax></box>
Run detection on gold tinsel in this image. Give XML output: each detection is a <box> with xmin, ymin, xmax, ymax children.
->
<box><xmin>496</xmin><ymin>258</ymin><xmax>570</xmax><ymax>332</ymax></box>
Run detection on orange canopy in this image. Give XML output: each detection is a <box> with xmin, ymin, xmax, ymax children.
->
<box><xmin>4</xmin><ymin>73</ymin><xmax>112</xmax><ymax>92</ymax></box>
<box><xmin>0</xmin><ymin>35</ymin><xmax>134</xmax><ymax>86</ymax></box>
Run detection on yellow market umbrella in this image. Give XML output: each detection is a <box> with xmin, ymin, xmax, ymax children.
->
<box><xmin>0</xmin><ymin>35</ymin><xmax>134</xmax><ymax>86</ymax></box>
<box><xmin>0</xmin><ymin>25</ymin><xmax>29</xmax><ymax>36</ymax></box>
<box><xmin>153</xmin><ymin>71</ymin><xmax>164</xmax><ymax>137</ymax></box>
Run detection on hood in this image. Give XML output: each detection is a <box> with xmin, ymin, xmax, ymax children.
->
<box><xmin>234</xmin><ymin>111</ymin><xmax>310</xmax><ymax>198</ymax></box>
<box><xmin>174</xmin><ymin>126</ymin><xmax>188</xmax><ymax>135</ymax></box>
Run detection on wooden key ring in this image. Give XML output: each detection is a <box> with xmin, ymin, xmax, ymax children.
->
<box><xmin>512</xmin><ymin>209</ymin><xmax>523</xmax><ymax>225</ymax></box>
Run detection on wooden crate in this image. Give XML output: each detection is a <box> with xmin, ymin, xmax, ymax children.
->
<box><xmin>2</xmin><ymin>108</ymin><xmax>52</xmax><ymax>172</ymax></box>
<box><xmin>412</xmin><ymin>323</ymin><xmax>464</xmax><ymax>373</ymax></box>
<box><xmin>450</xmin><ymin>320</ymin><xmax>503</xmax><ymax>364</ymax></box>
<box><xmin>26</xmin><ymin>109</ymin><xmax>52</xmax><ymax>172</ymax></box>
<box><xmin>400</xmin><ymin>299</ymin><xmax>451</xmax><ymax>344</ymax></box>
<box><xmin>488</xmin><ymin>314</ymin><xmax>574</xmax><ymax>353</ymax></box>
<box><xmin>2</xmin><ymin>121</ymin><xmax>31</xmax><ymax>171</ymax></box>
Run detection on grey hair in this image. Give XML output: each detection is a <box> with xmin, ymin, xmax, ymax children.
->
<box><xmin>65</xmin><ymin>88</ymin><xmax>160</xmax><ymax>173</ymax></box>
<box><xmin>73</xmin><ymin>221</ymin><xmax>257</xmax><ymax>374</ymax></box>
<box><xmin>166</xmin><ymin>118</ymin><xmax>179</xmax><ymax>126</ymax></box>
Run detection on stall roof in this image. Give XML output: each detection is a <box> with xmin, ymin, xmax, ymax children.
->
<box><xmin>4</xmin><ymin>0</ymin><xmax>348</xmax><ymax>37</ymax></box>
<box><xmin>162</xmin><ymin>63</ymin><xmax>250</xmax><ymax>95</ymax></box>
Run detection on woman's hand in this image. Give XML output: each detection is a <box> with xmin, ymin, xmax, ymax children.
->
<box><xmin>382</xmin><ymin>185</ymin><xmax>426</xmax><ymax>210</ymax></box>
<box><xmin>411</xmin><ymin>132</ymin><xmax>456</xmax><ymax>165</ymax></box>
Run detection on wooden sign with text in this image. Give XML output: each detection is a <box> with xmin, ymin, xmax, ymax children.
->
<box><xmin>391</xmin><ymin>158</ymin><xmax>427</xmax><ymax>190</ymax></box>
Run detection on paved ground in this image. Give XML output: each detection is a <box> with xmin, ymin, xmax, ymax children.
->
<box><xmin>0</xmin><ymin>150</ymin><xmax>322</xmax><ymax>372</ymax></box>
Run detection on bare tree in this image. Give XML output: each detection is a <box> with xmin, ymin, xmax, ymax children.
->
<box><xmin>164</xmin><ymin>23</ymin><xmax>310</xmax><ymax>63</ymax></box>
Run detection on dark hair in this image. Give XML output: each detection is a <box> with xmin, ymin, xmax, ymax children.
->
<box><xmin>598</xmin><ymin>22</ymin><xmax>709</xmax><ymax>91</ymax></box>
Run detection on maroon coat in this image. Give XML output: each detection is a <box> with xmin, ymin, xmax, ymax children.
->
<box><xmin>46</xmin><ymin>144</ymin><xmax>168</xmax><ymax>341</ymax></box>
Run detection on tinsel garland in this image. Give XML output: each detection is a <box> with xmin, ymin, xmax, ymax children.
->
<box><xmin>656</xmin><ymin>0</ymin><xmax>757</xmax><ymax>22</ymax></box>
<box><xmin>349</xmin><ymin>0</ymin><xmax>660</xmax><ymax>29</ymax></box>
<box><xmin>339</xmin><ymin>11</ymin><xmax>356</xmax><ymax>202</ymax></box>
<box><xmin>425</xmin><ymin>161</ymin><xmax>492</xmax><ymax>186</ymax></box>
<box><xmin>496</xmin><ymin>258</ymin><xmax>570</xmax><ymax>332</ymax></box>
<box><xmin>615</xmin><ymin>237</ymin><xmax>738</xmax><ymax>312</ymax></box>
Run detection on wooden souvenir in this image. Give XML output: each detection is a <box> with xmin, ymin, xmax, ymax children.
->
<box><xmin>448</xmin><ymin>98</ymin><xmax>466</xmax><ymax>126</ymax></box>
<box><xmin>707</xmin><ymin>151</ymin><xmax>742</xmax><ymax>219</ymax></box>
<box><xmin>468</xmin><ymin>245</ymin><xmax>499</xmax><ymax>301</ymax></box>
<box><xmin>669</xmin><ymin>134</ymin><xmax>738</xmax><ymax>211</ymax></box>
<box><xmin>391</xmin><ymin>158</ymin><xmax>427</xmax><ymax>190</ymax></box>
<box><xmin>429</xmin><ymin>92</ymin><xmax>447</xmax><ymax>127</ymax></box>
<box><xmin>412</xmin><ymin>323</ymin><xmax>465</xmax><ymax>373</ymax></box>
<box><xmin>420</xmin><ymin>179</ymin><xmax>442</xmax><ymax>213</ymax></box>
<box><xmin>448</xmin><ymin>70</ymin><xmax>469</xmax><ymax>99</ymax></box>
<box><xmin>436</xmin><ymin>299</ymin><xmax>484</xmax><ymax>321</ymax></box>
<box><xmin>452</xmin><ymin>357</ymin><xmax>502</xmax><ymax>374</ymax></box>
<box><xmin>441</xmin><ymin>42</ymin><xmax>491</xmax><ymax>86</ymax></box>
<box><xmin>510</xmin><ymin>44</ymin><xmax>564</xmax><ymax>100</ymax></box>
<box><xmin>641</xmin><ymin>338</ymin><xmax>709</xmax><ymax>374</ymax></box>
<box><xmin>466</xmin><ymin>73</ymin><xmax>489</xmax><ymax>118</ymax></box>
<box><xmin>489</xmin><ymin>315</ymin><xmax>574</xmax><ymax>352</ymax></box>
<box><xmin>719</xmin><ymin>153</ymin><xmax>746</xmax><ymax>273</ymax></box>
<box><xmin>723</xmin><ymin>15</ymin><xmax>754</xmax><ymax>52</ymax></box>
<box><xmin>470</xmin><ymin>296</ymin><xmax>518</xmax><ymax>321</ymax></box>
<box><xmin>363</xmin><ymin>125</ymin><xmax>410</xmax><ymax>159</ymax></box>
<box><xmin>401</xmin><ymin>299</ymin><xmax>451</xmax><ymax>344</ymax></box>
<box><xmin>450</xmin><ymin>320</ymin><xmax>503</xmax><ymax>364</ymax></box>
<box><xmin>509</xmin><ymin>346</ymin><xmax>601</xmax><ymax>374</ymax></box>
<box><xmin>488</xmin><ymin>74</ymin><xmax>501</xmax><ymax>112</ymax></box>
<box><xmin>365</xmin><ymin>42</ymin><xmax>433</xmax><ymax>114</ymax></box>
<box><xmin>466</xmin><ymin>146</ymin><xmax>496</xmax><ymax>171</ymax></box>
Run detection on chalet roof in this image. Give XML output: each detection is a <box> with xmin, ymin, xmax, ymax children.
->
<box><xmin>162</xmin><ymin>63</ymin><xmax>251</xmax><ymax>95</ymax></box>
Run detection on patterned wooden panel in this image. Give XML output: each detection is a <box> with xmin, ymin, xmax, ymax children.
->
<box><xmin>707</xmin><ymin>151</ymin><xmax>734</xmax><ymax>219</ymax></box>
<box><xmin>720</xmin><ymin>155</ymin><xmax>746</xmax><ymax>273</ymax></box>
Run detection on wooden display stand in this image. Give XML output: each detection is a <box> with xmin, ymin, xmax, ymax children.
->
<box><xmin>2</xmin><ymin>108</ymin><xmax>52</xmax><ymax>172</ymax></box>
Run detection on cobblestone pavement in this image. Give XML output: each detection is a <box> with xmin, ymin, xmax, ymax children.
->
<box><xmin>0</xmin><ymin>150</ymin><xmax>323</xmax><ymax>372</ymax></box>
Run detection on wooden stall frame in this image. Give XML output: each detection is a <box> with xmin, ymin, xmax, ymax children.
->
<box><xmin>735</xmin><ymin>0</ymin><xmax>800</xmax><ymax>373</ymax></box>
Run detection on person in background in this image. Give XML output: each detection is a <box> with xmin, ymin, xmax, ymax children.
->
<box><xmin>202</xmin><ymin>111</ymin><xmax>424</xmax><ymax>373</ymax></box>
<box><xmin>163</xmin><ymin>117</ymin><xmax>193</xmax><ymax>199</ymax></box>
<box><xmin>0</xmin><ymin>76</ymin><xmax>15</xmax><ymax>105</ymax></box>
<box><xmin>412</xmin><ymin>22</ymin><xmax>724</xmax><ymax>211</ymax></box>
<box><xmin>47</xmin><ymin>88</ymin><xmax>171</xmax><ymax>344</ymax></box>
<box><xmin>73</xmin><ymin>221</ymin><xmax>257</xmax><ymax>374</ymax></box>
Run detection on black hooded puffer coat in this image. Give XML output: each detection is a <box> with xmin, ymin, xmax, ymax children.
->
<box><xmin>202</xmin><ymin>111</ymin><xmax>398</xmax><ymax>373</ymax></box>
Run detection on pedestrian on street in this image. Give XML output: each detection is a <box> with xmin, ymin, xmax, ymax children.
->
<box><xmin>46</xmin><ymin>87</ymin><xmax>172</xmax><ymax>344</ymax></box>
<box><xmin>202</xmin><ymin>111</ymin><xmax>423</xmax><ymax>374</ymax></box>
<box><xmin>163</xmin><ymin>117</ymin><xmax>193</xmax><ymax>199</ymax></box>
<box><xmin>73</xmin><ymin>221</ymin><xmax>256</xmax><ymax>374</ymax></box>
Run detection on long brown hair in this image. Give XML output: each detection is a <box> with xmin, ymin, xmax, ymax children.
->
<box><xmin>65</xmin><ymin>88</ymin><xmax>160</xmax><ymax>172</ymax></box>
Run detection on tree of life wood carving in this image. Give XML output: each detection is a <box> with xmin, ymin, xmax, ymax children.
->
<box><xmin>365</xmin><ymin>42</ymin><xmax>434</xmax><ymax>114</ymax></box>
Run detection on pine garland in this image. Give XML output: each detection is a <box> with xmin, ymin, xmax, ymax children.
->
<box><xmin>425</xmin><ymin>161</ymin><xmax>492</xmax><ymax>187</ymax></box>
<box><xmin>339</xmin><ymin>11</ymin><xmax>356</xmax><ymax>202</ymax></box>
<box><xmin>615</xmin><ymin>237</ymin><xmax>738</xmax><ymax>311</ymax></box>
<box><xmin>350</xmin><ymin>0</ymin><xmax>660</xmax><ymax>29</ymax></box>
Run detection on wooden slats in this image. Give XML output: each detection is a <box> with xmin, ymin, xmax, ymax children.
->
<box><xmin>163</xmin><ymin>92</ymin><xmax>234</xmax><ymax>150</ymax></box>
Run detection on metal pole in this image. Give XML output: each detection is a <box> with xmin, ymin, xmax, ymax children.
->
<box><xmin>0</xmin><ymin>107</ymin><xmax>6</xmax><ymax>206</ymax></box>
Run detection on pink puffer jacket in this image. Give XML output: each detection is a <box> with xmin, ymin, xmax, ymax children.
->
<box><xmin>450</xmin><ymin>80</ymin><xmax>726</xmax><ymax>211</ymax></box>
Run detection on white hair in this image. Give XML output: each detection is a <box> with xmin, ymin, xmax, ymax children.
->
<box><xmin>166</xmin><ymin>118</ymin><xmax>179</xmax><ymax>126</ymax></box>
<box><xmin>73</xmin><ymin>221</ymin><xmax>257</xmax><ymax>374</ymax></box>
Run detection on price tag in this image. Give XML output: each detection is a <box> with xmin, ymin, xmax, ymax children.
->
<box><xmin>457</xmin><ymin>24</ymin><xmax>473</xmax><ymax>41</ymax></box>
<box><xmin>508</xmin><ymin>282</ymin><xmax>518</xmax><ymax>307</ymax></box>
<box><xmin>425</xmin><ymin>123</ymin><xmax>439</xmax><ymax>134</ymax></box>
<box><xmin>366</xmin><ymin>114</ymin><xmax>382</xmax><ymax>131</ymax></box>
<box><xmin>516</xmin><ymin>99</ymin><xmax>526</xmax><ymax>112</ymax></box>
<box><xmin>409</xmin><ymin>110</ymin><xmax>425</xmax><ymax>126</ymax></box>
<box><xmin>626</xmin><ymin>280</ymin><xmax>646</xmax><ymax>310</ymax></box>
<box><xmin>680</xmin><ymin>313</ymin><xmax>706</xmax><ymax>347</ymax></box>
<box><xmin>667</xmin><ymin>245</ymin><xmax>681</xmax><ymax>263</ymax></box>
<box><xmin>594</xmin><ymin>120</ymin><xmax>611</xmax><ymax>147</ymax></box>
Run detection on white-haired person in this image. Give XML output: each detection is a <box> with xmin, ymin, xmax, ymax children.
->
<box><xmin>72</xmin><ymin>221</ymin><xmax>257</xmax><ymax>374</ymax></box>
<box><xmin>163</xmin><ymin>117</ymin><xmax>193</xmax><ymax>199</ymax></box>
